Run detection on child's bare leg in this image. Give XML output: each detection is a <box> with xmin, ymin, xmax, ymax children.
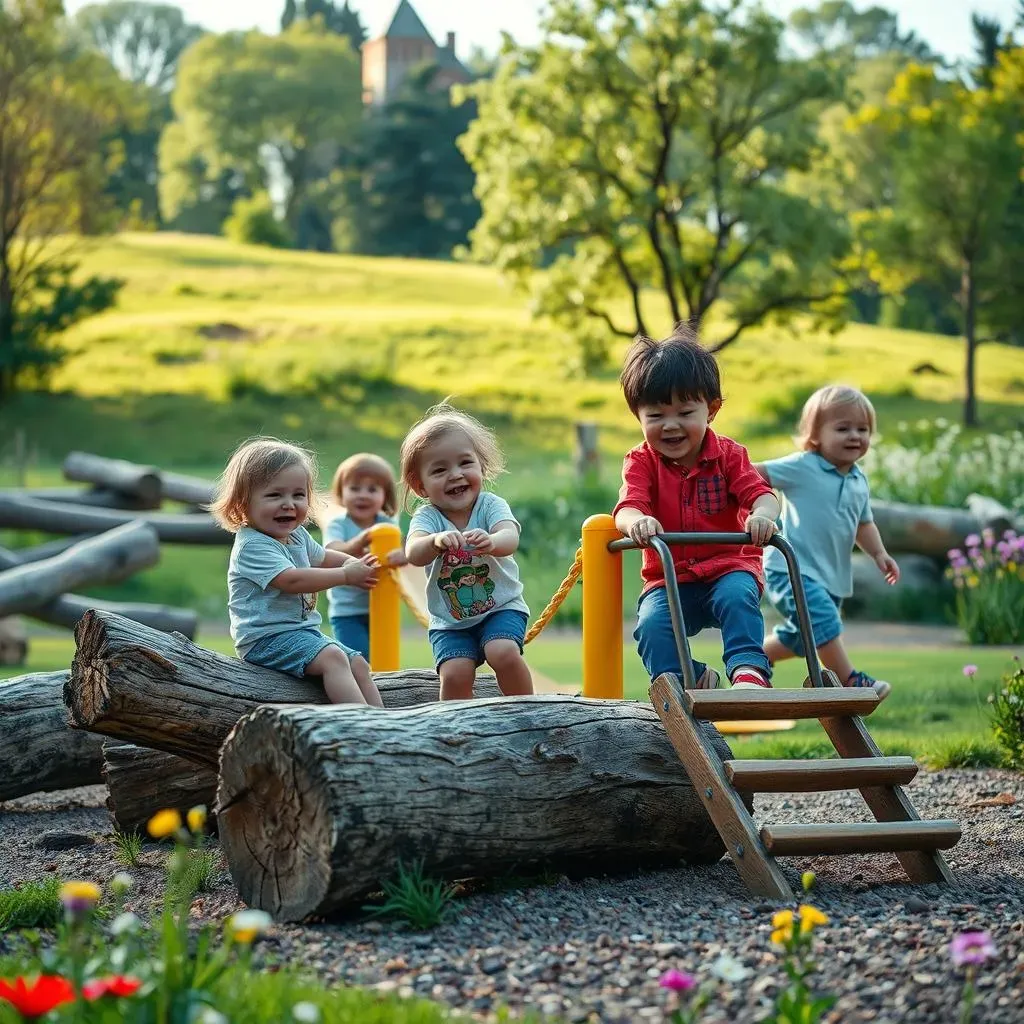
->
<box><xmin>439</xmin><ymin>657</ymin><xmax>476</xmax><ymax>700</ymax></box>
<box><xmin>483</xmin><ymin>639</ymin><xmax>533</xmax><ymax>696</ymax></box>
<box><xmin>763</xmin><ymin>635</ymin><xmax>796</xmax><ymax>665</ymax></box>
<box><xmin>351</xmin><ymin>655</ymin><xmax>384</xmax><ymax>708</ymax></box>
<box><xmin>816</xmin><ymin>636</ymin><xmax>855</xmax><ymax>682</ymax></box>
<box><xmin>307</xmin><ymin>646</ymin><xmax>365</xmax><ymax>705</ymax></box>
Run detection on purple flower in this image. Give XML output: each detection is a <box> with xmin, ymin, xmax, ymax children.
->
<box><xmin>659</xmin><ymin>969</ymin><xmax>697</xmax><ymax>992</ymax></box>
<box><xmin>1003</xmin><ymin>529</ymin><xmax>1017</xmax><ymax>542</ymax></box>
<box><xmin>963</xmin><ymin>664</ymin><xmax>978</xmax><ymax>678</ymax></box>
<box><xmin>982</xmin><ymin>528</ymin><xmax>995</xmax><ymax>549</ymax></box>
<box><xmin>948</xmin><ymin>548</ymin><xmax>964</xmax><ymax>561</ymax></box>
<box><xmin>965</xmin><ymin>533</ymin><xmax>981</xmax><ymax>548</ymax></box>
<box><xmin>950</xmin><ymin>931</ymin><xmax>996</xmax><ymax>968</ymax></box>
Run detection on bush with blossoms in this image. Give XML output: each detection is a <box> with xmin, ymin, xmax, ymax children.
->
<box><xmin>989</xmin><ymin>656</ymin><xmax>1024</xmax><ymax>768</ymax></box>
<box><xmin>946</xmin><ymin>528</ymin><xmax>1024</xmax><ymax>644</ymax></box>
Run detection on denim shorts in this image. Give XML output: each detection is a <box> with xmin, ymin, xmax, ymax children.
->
<box><xmin>330</xmin><ymin>615</ymin><xmax>370</xmax><ymax>661</ymax></box>
<box><xmin>428</xmin><ymin>609</ymin><xmax>529</xmax><ymax>669</ymax></box>
<box><xmin>765</xmin><ymin>570</ymin><xmax>843</xmax><ymax>657</ymax></box>
<box><xmin>243</xmin><ymin>627</ymin><xmax>360</xmax><ymax>678</ymax></box>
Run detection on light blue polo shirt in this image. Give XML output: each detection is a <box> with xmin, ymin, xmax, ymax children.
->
<box><xmin>323</xmin><ymin>511</ymin><xmax>396</xmax><ymax>619</ymax></box>
<box><xmin>762</xmin><ymin>452</ymin><xmax>873</xmax><ymax>598</ymax></box>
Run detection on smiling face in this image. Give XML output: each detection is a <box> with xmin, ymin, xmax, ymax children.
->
<box><xmin>341</xmin><ymin>474</ymin><xmax>386</xmax><ymax>526</ymax></box>
<box><xmin>245</xmin><ymin>464</ymin><xmax>311</xmax><ymax>541</ymax></box>
<box><xmin>413</xmin><ymin>429</ymin><xmax>483</xmax><ymax>520</ymax></box>
<box><xmin>814</xmin><ymin>405</ymin><xmax>873</xmax><ymax>470</ymax></box>
<box><xmin>637</xmin><ymin>394</ymin><xmax>722</xmax><ymax>467</ymax></box>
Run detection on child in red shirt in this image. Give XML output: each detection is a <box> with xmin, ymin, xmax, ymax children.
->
<box><xmin>613</xmin><ymin>326</ymin><xmax>781</xmax><ymax>690</ymax></box>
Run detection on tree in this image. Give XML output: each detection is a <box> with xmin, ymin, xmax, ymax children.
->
<box><xmin>459</xmin><ymin>0</ymin><xmax>851</xmax><ymax>359</ymax></box>
<box><xmin>159</xmin><ymin>24</ymin><xmax>362</xmax><ymax>235</ymax></box>
<box><xmin>789</xmin><ymin>2</ymin><xmax>934</xmax><ymax>62</ymax></box>
<box><xmin>280</xmin><ymin>0</ymin><xmax>366</xmax><ymax>52</ymax></box>
<box><xmin>0</xmin><ymin>0</ymin><xmax>124</xmax><ymax>397</ymax></box>
<box><xmin>846</xmin><ymin>54</ymin><xmax>1024</xmax><ymax>425</ymax></box>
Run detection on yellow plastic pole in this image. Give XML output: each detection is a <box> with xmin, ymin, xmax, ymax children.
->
<box><xmin>581</xmin><ymin>513</ymin><xmax>623</xmax><ymax>699</ymax></box>
<box><xmin>368</xmin><ymin>522</ymin><xmax>402</xmax><ymax>672</ymax></box>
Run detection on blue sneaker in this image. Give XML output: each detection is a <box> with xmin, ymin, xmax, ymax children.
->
<box><xmin>847</xmin><ymin>669</ymin><xmax>891</xmax><ymax>701</ymax></box>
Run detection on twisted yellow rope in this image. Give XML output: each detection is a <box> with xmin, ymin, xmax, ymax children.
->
<box><xmin>390</xmin><ymin>546</ymin><xmax>584</xmax><ymax>644</ymax></box>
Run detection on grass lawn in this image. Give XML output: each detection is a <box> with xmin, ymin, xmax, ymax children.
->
<box><xmin>7</xmin><ymin>629</ymin><xmax>1018</xmax><ymax>767</ymax></box>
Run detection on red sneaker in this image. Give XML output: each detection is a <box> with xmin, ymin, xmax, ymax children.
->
<box><xmin>731</xmin><ymin>669</ymin><xmax>771</xmax><ymax>690</ymax></box>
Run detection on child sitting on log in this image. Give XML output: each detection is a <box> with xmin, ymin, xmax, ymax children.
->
<box><xmin>212</xmin><ymin>437</ymin><xmax>383</xmax><ymax>706</ymax></box>
<box><xmin>401</xmin><ymin>402</ymin><xmax>533</xmax><ymax>700</ymax></box>
<box><xmin>613</xmin><ymin>323</ymin><xmax>781</xmax><ymax>690</ymax></box>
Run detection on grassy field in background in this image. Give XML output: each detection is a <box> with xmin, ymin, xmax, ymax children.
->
<box><xmin>6</xmin><ymin>630</ymin><xmax>1018</xmax><ymax>765</ymax></box>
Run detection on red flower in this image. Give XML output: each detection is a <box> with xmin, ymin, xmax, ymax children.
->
<box><xmin>83</xmin><ymin>975</ymin><xmax>143</xmax><ymax>1000</ymax></box>
<box><xmin>0</xmin><ymin>975</ymin><xmax>76</xmax><ymax>1018</ymax></box>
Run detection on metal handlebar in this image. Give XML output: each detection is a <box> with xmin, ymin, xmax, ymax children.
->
<box><xmin>607</xmin><ymin>532</ymin><xmax>825</xmax><ymax>690</ymax></box>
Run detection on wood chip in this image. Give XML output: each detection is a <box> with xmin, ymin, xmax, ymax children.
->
<box><xmin>970</xmin><ymin>792</ymin><xmax>1017</xmax><ymax>808</ymax></box>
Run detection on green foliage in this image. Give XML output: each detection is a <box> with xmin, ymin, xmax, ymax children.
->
<box><xmin>765</xmin><ymin>903</ymin><xmax>836</xmax><ymax>1024</ymax></box>
<box><xmin>459</xmin><ymin>0</ymin><xmax>851</xmax><ymax>365</ymax></box>
<box><xmin>923</xmin><ymin>736</ymin><xmax>1003</xmax><ymax>770</ymax></box>
<box><xmin>224</xmin><ymin>193</ymin><xmax>293</xmax><ymax>249</ymax></box>
<box><xmin>947</xmin><ymin>529</ymin><xmax>1024</xmax><ymax>644</ymax></box>
<box><xmin>168</xmin><ymin>848</ymin><xmax>220</xmax><ymax>903</ymax></box>
<box><xmin>990</xmin><ymin>660</ymin><xmax>1024</xmax><ymax>768</ymax></box>
<box><xmin>363</xmin><ymin>859</ymin><xmax>458</xmax><ymax>931</ymax></box>
<box><xmin>0</xmin><ymin>878</ymin><xmax>62</xmax><ymax>932</ymax></box>
<box><xmin>788</xmin><ymin>1</ymin><xmax>935</xmax><ymax>61</ymax></box>
<box><xmin>280</xmin><ymin>0</ymin><xmax>366</xmax><ymax>52</ymax></box>
<box><xmin>113</xmin><ymin>831</ymin><xmax>143</xmax><ymax>868</ymax></box>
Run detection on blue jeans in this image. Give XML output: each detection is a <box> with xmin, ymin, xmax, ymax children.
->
<box><xmin>330</xmin><ymin>615</ymin><xmax>370</xmax><ymax>661</ymax></box>
<box><xmin>428</xmin><ymin>609</ymin><xmax>529</xmax><ymax>669</ymax></box>
<box><xmin>765</xmin><ymin>570</ymin><xmax>843</xmax><ymax>657</ymax></box>
<box><xmin>634</xmin><ymin>571</ymin><xmax>771</xmax><ymax>683</ymax></box>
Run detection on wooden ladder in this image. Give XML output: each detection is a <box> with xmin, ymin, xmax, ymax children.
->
<box><xmin>652</xmin><ymin>671</ymin><xmax>961</xmax><ymax>902</ymax></box>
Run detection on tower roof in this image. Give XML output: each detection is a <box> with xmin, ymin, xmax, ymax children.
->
<box><xmin>385</xmin><ymin>0</ymin><xmax>434</xmax><ymax>42</ymax></box>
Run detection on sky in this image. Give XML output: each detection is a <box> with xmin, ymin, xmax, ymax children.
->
<box><xmin>63</xmin><ymin>0</ymin><xmax>1020</xmax><ymax>64</ymax></box>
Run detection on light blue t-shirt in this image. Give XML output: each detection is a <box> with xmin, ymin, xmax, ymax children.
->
<box><xmin>408</xmin><ymin>491</ymin><xmax>530</xmax><ymax>631</ymax></box>
<box><xmin>762</xmin><ymin>451</ymin><xmax>874</xmax><ymax>599</ymax></box>
<box><xmin>323</xmin><ymin>510</ymin><xmax>396</xmax><ymax>619</ymax></box>
<box><xmin>228</xmin><ymin>525</ymin><xmax>325</xmax><ymax>655</ymax></box>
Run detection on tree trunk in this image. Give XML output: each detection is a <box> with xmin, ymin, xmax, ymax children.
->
<box><xmin>962</xmin><ymin>260</ymin><xmax>978</xmax><ymax>427</ymax></box>
<box><xmin>103</xmin><ymin>742</ymin><xmax>217</xmax><ymax>835</ymax></box>
<box><xmin>217</xmin><ymin>700</ymin><xmax>735</xmax><ymax>921</ymax></box>
<box><xmin>62</xmin><ymin>452</ymin><xmax>162</xmax><ymax>507</ymax></box>
<box><xmin>161</xmin><ymin>470</ymin><xmax>215</xmax><ymax>507</ymax></box>
<box><xmin>0</xmin><ymin>671</ymin><xmax>105</xmax><ymax>802</ymax></box>
<box><xmin>22</xmin><ymin>487</ymin><xmax>158</xmax><ymax>511</ymax></box>
<box><xmin>870</xmin><ymin>500</ymin><xmax>989</xmax><ymax>559</ymax></box>
<box><xmin>0</xmin><ymin>492</ymin><xmax>230</xmax><ymax>544</ymax></box>
<box><xmin>0</xmin><ymin>522</ymin><xmax>159</xmax><ymax>618</ymax></box>
<box><xmin>66</xmin><ymin>610</ymin><xmax>501</xmax><ymax>767</ymax></box>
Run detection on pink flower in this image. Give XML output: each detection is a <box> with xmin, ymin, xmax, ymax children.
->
<box><xmin>659</xmin><ymin>969</ymin><xmax>697</xmax><ymax>992</ymax></box>
<box><xmin>963</xmin><ymin>664</ymin><xmax>978</xmax><ymax>678</ymax></box>
<box><xmin>965</xmin><ymin>533</ymin><xmax>981</xmax><ymax>549</ymax></box>
<box><xmin>950</xmin><ymin>931</ymin><xmax>996</xmax><ymax>967</ymax></box>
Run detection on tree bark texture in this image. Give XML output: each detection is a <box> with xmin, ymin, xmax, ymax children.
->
<box><xmin>0</xmin><ymin>522</ymin><xmax>159</xmax><ymax>618</ymax></box>
<box><xmin>871</xmin><ymin>500</ymin><xmax>992</xmax><ymax>560</ymax></box>
<box><xmin>0</xmin><ymin>671</ymin><xmax>105</xmax><ymax>802</ymax></box>
<box><xmin>160</xmin><ymin>471</ymin><xmax>215</xmax><ymax>507</ymax></box>
<box><xmin>217</xmin><ymin>699</ymin><xmax>736</xmax><ymax>921</ymax></box>
<box><xmin>62</xmin><ymin>451</ymin><xmax>162</xmax><ymax>507</ymax></box>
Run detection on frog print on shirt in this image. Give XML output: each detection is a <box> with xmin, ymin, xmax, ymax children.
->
<box><xmin>437</xmin><ymin>549</ymin><xmax>496</xmax><ymax>620</ymax></box>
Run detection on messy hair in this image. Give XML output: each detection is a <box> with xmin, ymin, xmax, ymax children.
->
<box><xmin>796</xmin><ymin>385</ymin><xmax>877</xmax><ymax>451</ymax></box>
<box><xmin>330</xmin><ymin>453</ymin><xmax>398</xmax><ymax>517</ymax></box>
<box><xmin>399</xmin><ymin>400</ymin><xmax>505</xmax><ymax>510</ymax></box>
<box><xmin>619</xmin><ymin>321</ymin><xmax>722</xmax><ymax>416</ymax></box>
<box><xmin>209</xmin><ymin>436</ymin><xmax>324</xmax><ymax>532</ymax></box>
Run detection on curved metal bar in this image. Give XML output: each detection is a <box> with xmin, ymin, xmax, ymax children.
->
<box><xmin>609</xmin><ymin>531</ymin><xmax>825</xmax><ymax>689</ymax></box>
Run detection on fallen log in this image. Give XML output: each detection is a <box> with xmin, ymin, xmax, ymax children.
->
<box><xmin>4</xmin><ymin>536</ymin><xmax>91</xmax><ymax>565</ymax></box>
<box><xmin>0</xmin><ymin>492</ymin><xmax>230</xmax><ymax>544</ymax></box>
<box><xmin>23</xmin><ymin>487</ymin><xmax>158</xmax><ymax>511</ymax></box>
<box><xmin>871</xmin><ymin>500</ymin><xmax>982</xmax><ymax>559</ymax></box>
<box><xmin>0</xmin><ymin>616</ymin><xmax>27</xmax><ymax>666</ymax></box>
<box><xmin>0</xmin><ymin>547</ymin><xmax>197</xmax><ymax>636</ymax></box>
<box><xmin>103</xmin><ymin>742</ymin><xmax>217</xmax><ymax>834</ymax></box>
<box><xmin>63</xmin><ymin>452</ymin><xmax>162</xmax><ymax>507</ymax></box>
<box><xmin>0</xmin><ymin>522</ymin><xmax>160</xmax><ymax>619</ymax></box>
<box><xmin>848</xmin><ymin>553</ymin><xmax>944</xmax><ymax>612</ymax></box>
<box><xmin>161</xmin><ymin>471</ymin><xmax>215</xmax><ymax>507</ymax></box>
<box><xmin>0</xmin><ymin>672</ymin><xmax>105</xmax><ymax>802</ymax></box>
<box><xmin>67</xmin><ymin>610</ymin><xmax>500</xmax><ymax>766</ymax></box>
<box><xmin>217</xmin><ymin>699</ymin><xmax>735</xmax><ymax>920</ymax></box>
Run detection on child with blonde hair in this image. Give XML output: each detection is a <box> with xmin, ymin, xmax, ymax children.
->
<box><xmin>756</xmin><ymin>385</ymin><xmax>899</xmax><ymax>698</ymax></box>
<box><xmin>211</xmin><ymin>437</ymin><xmax>383</xmax><ymax>706</ymax></box>
<box><xmin>324</xmin><ymin>452</ymin><xmax>407</xmax><ymax>660</ymax></box>
<box><xmin>401</xmin><ymin>402</ymin><xmax>533</xmax><ymax>701</ymax></box>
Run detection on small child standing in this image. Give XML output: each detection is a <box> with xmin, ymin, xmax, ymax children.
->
<box><xmin>757</xmin><ymin>385</ymin><xmax>899</xmax><ymax>698</ymax></box>
<box><xmin>401</xmin><ymin>402</ymin><xmax>533</xmax><ymax>701</ymax></box>
<box><xmin>613</xmin><ymin>326</ymin><xmax>781</xmax><ymax>690</ymax></box>
<box><xmin>324</xmin><ymin>453</ymin><xmax>407</xmax><ymax>660</ymax></box>
<box><xmin>212</xmin><ymin>437</ymin><xmax>384</xmax><ymax>707</ymax></box>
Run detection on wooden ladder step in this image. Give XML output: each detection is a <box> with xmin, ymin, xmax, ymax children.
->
<box><xmin>725</xmin><ymin>756</ymin><xmax>919</xmax><ymax>792</ymax></box>
<box><xmin>684</xmin><ymin>688</ymin><xmax>880</xmax><ymax>721</ymax></box>
<box><xmin>761</xmin><ymin>820</ymin><xmax>962</xmax><ymax>856</ymax></box>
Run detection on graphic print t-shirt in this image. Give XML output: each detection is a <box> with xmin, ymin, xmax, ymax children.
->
<box><xmin>408</xmin><ymin>491</ymin><xmax>530</xmax><ymax>631</ymax></box>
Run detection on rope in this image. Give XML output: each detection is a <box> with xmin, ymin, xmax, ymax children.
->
<box><xmin>389</xmin><ymin>546</ymin><xmax>584</xmax><ymax>644</ymax></box>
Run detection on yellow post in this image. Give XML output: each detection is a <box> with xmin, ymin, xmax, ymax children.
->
<box><xmin>581</xmin><ymin>513</ymin><xmax>623</xmax><ymax>699</ymax></box>
<box><xmin>368</xmin><ymin>522</ymin><xmax>402</xmax><ymax>672</ymax></box>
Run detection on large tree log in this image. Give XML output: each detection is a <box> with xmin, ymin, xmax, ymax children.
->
<box><xmin>217</xmin><ymin>700</ymin><xmax>736</xmax><ymax>920</ymax></box>
<box><xmin>103</xmin><ymin>742</ymin><xmax>217</xmax><ymax>834</ymax></box>
<box><xmin>0</xmin><ymin>547</ymin><xmax>197</xmax><ymax>636</ymax></box>
<box><xmin>3</xmin><ymin>536</ymin><xmax>91</xmax><ymax>565</ymax></box>
<box><xmin>0</xmin><ymin>492</ymin><xmax>229</xmax><ymax>544</ymax></box>
<box><xmin>161</xmin><ymin>471</ymin><xmax>215</xmax><ymax>507</ymax></box>
<box><xmin>67</xmin><ymin>610</ymin><xmax>501</xmax><ymax>767</ymax></box>
<box><xmin>0</xmin><ymin>522</ymin><xmax>160</xmax><ymax>618</ymax></box>
<box><xmin>0</xmin><ymin>672</ymin><xmax>105</xmax><ymax>802</ymax></box>
<box><xmin>23</xmin><ymin>487</ymin><xmax>158</xmax><ymax>511</ymax></box>
<box><xmin>63</xmin><ymin>452</ymin><xmax>162</xmax><ymax>507</ymax></box>
<box><xmin>870</xmin><ymin>499</ymin><xmax>1022</xmax><ymax>559</ymax></box>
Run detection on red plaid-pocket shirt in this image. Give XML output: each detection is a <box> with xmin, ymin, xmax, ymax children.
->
<box><xmin>612</xmin><ymin>429</ymin><xmax>775</xmax><ymax>596</ymax></box>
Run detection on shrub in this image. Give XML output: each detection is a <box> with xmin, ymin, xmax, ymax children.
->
<box><xmin>946</xmin><ymin>529</ymin><xmax>1024</xmax><ymax>644</ymax></box>
<box><xmin>223</xmin><ymin>193</ymin><xmax>292</xmax><ymax>249</ymax></box>
<box><xmin>363</xmin><ymin>859</ymin><xmax>457</xmax><ymax>931</ymax></box>
<box><xmin>0</xmin><ymin>878</ymin><xmax>61</xmax><ymax>932</ymax></box>
<box><xmin>990</xmin><ymin>659</ymin><xmax>1024</xmax><ymax>768</ymax></box>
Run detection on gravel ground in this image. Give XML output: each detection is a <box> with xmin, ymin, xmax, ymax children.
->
<box><xmin>2</xmin><ymin>769</ymin><xmax>1022</xmax><ymax>1023</ymax></box>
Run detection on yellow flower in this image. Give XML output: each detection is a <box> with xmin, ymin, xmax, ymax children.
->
<box><xmin>60</xmin><ymin>881</ymin><xmax>101</xmax><ymax>905</ymax></box>
<box><xmin>227</xmin><ymin>909</ymin><xmax>272</xmax><ymax>944</ymax></box>
<box><xmin>147</xmin><ymin>808</ymin><xmax>183</xmax><ymax>839</ymax></box>
<box><xmin>799</xmin><ymin>904</ymin><xmax>829</xmax><ymax>933</ymax></box>
<box><xmin>771</xmin><ymin>909</ymin><xmax>794</xmax><ymax>929</ymax></box>
<box><xmin>187</xmin><ymin>805</ymin><xmax>208</xmax><ymax>834</ymax></box>
<box><xmin>967</xmin><ymin>574</ymin><xmax>980</xmax><ymax>589</ymax></box>
<box><xmin>771</xmin><ymin>926</ymin><xmax>793</xmax><ymax>945</ymax></box>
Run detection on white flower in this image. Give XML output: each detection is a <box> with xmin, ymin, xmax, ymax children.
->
<box><xmin>110</xmin><ymin>911</ymin><xmax>142</xmax><ymax>936</ymax></box>
<box><xmin>292</xmin><ymin>1003</ymin><xmax>321</xmax><ymax>1023</ymax></box>
<box><xmin>192</xmin><ymin>1010</ymin><xmax>229</xmax><ymax>1024</ymax></box>
<box><xmin>110</xmin><ymin>872</ymin><xmax>134</xmax><ymax>894</ymax></box>
<box><xmin>709</xmin><ymin>953</ymin><xmax>749</xmax><ymax>983</ymax></box>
